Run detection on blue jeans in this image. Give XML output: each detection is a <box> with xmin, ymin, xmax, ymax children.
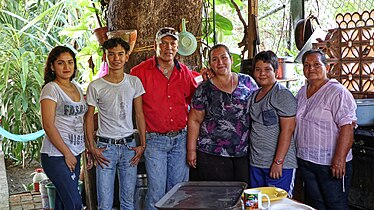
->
<box><xmin>41</xmin><ymin>153</ymin><xmax>82</xmax><ymax>210</ymax></box>
<box><xmin>298</xmin><ymin>158</ymin><xmax>352</xmax><ymax>210</ymax></box>
<box><xmin>144</xmin><ymin>131</ymin><xmax>189</xmax><ymax>210</ymax></box>
<box><xmin>96</xmin><ymin>139</ymin><xmax>137</xmax><ymax>210</ymax></box>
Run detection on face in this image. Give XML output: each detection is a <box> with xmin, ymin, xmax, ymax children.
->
<box><xmin>155</xmin><ymin>36</ymin><xmax>178</xmax><ymax>62</ymax></box>
<box><xmin>303</xmin><ymin>53</ymin><xmax>328</xmax><ymax>82</ymax></box>
<box><xmin>105</xmin><ymin>44</ymin><xmax>129</xmax><ymax>72</ymax></box>
<box><xmin>209</xmin><ymin>47</ymin><xmax>232</xmax><ymax>75</ymax></box>
<box><xmin>51</xmin><ymin>52</ymin><xmax>75</xmax><ymax>80</ymax></box>
<box><xmin>253</xmin><ymin>60</ymin><xmax>276</xmax><ymax>87</ymax></box>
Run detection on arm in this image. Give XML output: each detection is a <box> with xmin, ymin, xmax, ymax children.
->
<box><xmin>331</xmin><ymin>123</ymin><xmax>354</xmax><ymax>179</ymax></box>
<box><xmin>130</xmin><ymin>95</ymin><xmax>146</xmax><ymax>166</ymax></box>
<box><xmin>330</xmin><ymin>89</ymin><xmax>356</xmax><ymax>178</ymax></box>
<box><xmin>41</xmin><ymin>99</ymin><xmax>76</xmax><ymax>172</ymax></box>
<box><xmin>85</xmin><ymin>105</ymin><xmax>109</xmax><ymax>168</ymax></box>
<box><xmin>187</xmin><ymin>108</ymin><xmax>205</xmax><ymax>168</ymax></box>
<box><xmin>270</xmin><ymin>116</ymin><xmax>296</xmax><ymax>179</ymax></box>
<box><xmin>186</xmin><ymin>70</ymin><xmax>198</xmax><ymax>105</ymax></box>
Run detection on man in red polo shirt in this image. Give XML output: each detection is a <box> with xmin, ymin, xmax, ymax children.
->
<box><xmin>130</xmin><ymin>27</ymin><xmax>197</xmax><ymax>210</ymax></box>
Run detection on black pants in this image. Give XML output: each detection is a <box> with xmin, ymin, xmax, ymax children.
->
<box><xmin>298</xmin><ymin>158</ymin><xmax>352</xmax><ymax>210</ymax></box>
<box><xmin>193</xmin><ymin>150</ymin><xmax>249</xmax><ymax>185</ymax></box>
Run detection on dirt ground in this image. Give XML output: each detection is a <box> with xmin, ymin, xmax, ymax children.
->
<box><xmin>5</xmin><ymin>159</ymin><xmax>42</xmax><ymax>195</ymax></box>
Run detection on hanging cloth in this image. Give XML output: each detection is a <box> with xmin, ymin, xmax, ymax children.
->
<box><xmin>0</xmin><ymin>126</ymin><xmax>45</xmax><ymax>142</ymax></box>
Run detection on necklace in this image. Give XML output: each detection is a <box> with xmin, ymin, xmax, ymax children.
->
<box><xmin>163</xmin><ymin>68</ymin><xmax>169</xmax><ymax>77</ymax></box>
<box><xmin>214</xmin><ymin>73</ymin><xmax>234</xmax><ymax>102</ymax></box>
<box><xmin>228</xmin><ymin>74</ymin><xmax>234</xmax><ymax>102</ymax></box>
<box><xmin>160</xmin><ymin>63</ymin><xmax>174</xmax><ymax>79</ymax></box>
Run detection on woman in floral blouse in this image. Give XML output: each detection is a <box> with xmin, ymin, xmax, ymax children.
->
<box><xmin>187</xmin><ymin>44</ymin><xmax>258</xmax><ymax>184</ymax></box>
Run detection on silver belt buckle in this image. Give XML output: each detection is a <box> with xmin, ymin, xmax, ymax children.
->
<box><xmin>169</xmin><ymin>131</ymin><xmax>178</xmax><ymax>137</ymax></box>
<box><xmin>114</xmin><ymin>138</ymin><xmax>123</xmax><ymax>145</ymax></box>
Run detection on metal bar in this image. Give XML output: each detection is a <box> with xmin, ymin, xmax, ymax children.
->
<box><xmin>259</xmin><ymin>4</ymin><xmax>286</xmax><ymax>20</ymax></box>
<box><xmin>213</xmin><ymin>0</ymin><xmax>216</xmax><ymax>45</ymax></box>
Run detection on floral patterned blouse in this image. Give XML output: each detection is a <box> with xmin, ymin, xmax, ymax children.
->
<box><xmin>191</xmin><ymin>73</ymin><xmax>258</xmax><ymax>157</ymax></box>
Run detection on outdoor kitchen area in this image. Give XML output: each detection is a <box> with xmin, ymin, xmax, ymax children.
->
<box><xmin>314</xmin><ymin>9</ymin><xmax>374</xmax><ymax>210</ymax></box>
<box><xmin>76</xmin><ymin>8</ymin><xmax>374</xmax><ymax>210</ymax></box>
<box><xmin>2</xmin><ymin>0</ymin><xmax>374</xmax><ymax>209</ymax></box>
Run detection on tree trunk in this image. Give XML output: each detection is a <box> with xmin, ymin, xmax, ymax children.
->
<box><xmin>107</xmin><ymin>0</ymin><xmax>203</xmax><ymax>73</ymax></box>
<box><xmin>83</xmin><ymin>2</ymin><xmax>203</xmax><ymax>209</ymax></box>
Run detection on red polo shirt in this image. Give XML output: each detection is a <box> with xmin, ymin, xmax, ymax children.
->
<box><xmin>130</xmin><ymin>56</ymin><xmax>197</xmax><ymax>133</ymax></box>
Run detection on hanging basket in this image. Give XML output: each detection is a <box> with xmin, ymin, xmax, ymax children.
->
<box><xmin>107</xmin><ymin>29</ymin><xmax>137</xmax><ymax>55</ymax></box>
<box><xmin>93</xmin><ymin>27</ymin><xmax>108</xmax><ymax>45</ymax></box>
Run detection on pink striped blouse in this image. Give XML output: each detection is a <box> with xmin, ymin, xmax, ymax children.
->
<box><xmin>295</xmin><ymin>79</ymin><xmax>357</xmax><ymax>166</ymax></box>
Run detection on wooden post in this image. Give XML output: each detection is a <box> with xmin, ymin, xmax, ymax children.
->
<box><xmin>83</xmin><ymin>154</ymin><xmax>97</xmax><ymax>210</ymax></box>
<box><xmin>247</xmin><ymin>0</ymin><xmax>258</xmax><ymax>59</ymax></box>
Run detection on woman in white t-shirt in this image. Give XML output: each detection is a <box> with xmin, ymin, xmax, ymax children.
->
<box><xmin>40</xmin><ymin>46</ymin><xmax>88</xmax><ymax>210</ymax></box>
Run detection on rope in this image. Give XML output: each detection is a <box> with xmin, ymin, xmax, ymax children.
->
<box><xmin>133</xmin><ymin>45</ymin><xmax>154</xmax><ymax>53</ymax></box>
<box><xmin>0</xmin><ymin>126</ymin><xmax>45</xmax><ymax>142</ymax></box>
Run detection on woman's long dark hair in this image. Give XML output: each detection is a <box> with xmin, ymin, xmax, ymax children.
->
<box><xmin>43</xmin><ymin>46</ymin><xmax>77</xmax><ymax>87</ymax></box>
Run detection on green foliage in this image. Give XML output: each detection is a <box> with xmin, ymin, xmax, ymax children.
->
<box><xmin>0</xmin><ymin>0</ymin><xmax>101</xmax><ymax>165</ymax></box>
<box><xmin>0</xmin><ymin>0</ymin><xmax>50</xmax><ymax>164</ymax></box>
<box><xmin>231</xmin><ymin>53</ymin><xmax>242</xmax><ymax>73</ymax></box>
<box><xmin>23</xmin><ymin>182</ymin><xmax>34</xmax><ymax>192</ymax></box>
<box><xmin>202</xmin><ymin>0</ymin><xmax>240</xmax><ymax>70</ymax></box>
<box><xmin>202</xmin><ymin>11</ymin><xmax>234</xmax><ymax>45</ymax></box>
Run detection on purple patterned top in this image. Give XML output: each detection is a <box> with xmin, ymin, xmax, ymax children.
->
<box><xmin>191</xmin><ymin>73</ymin><xmax>258</xmax><ymax>157</ymax></box>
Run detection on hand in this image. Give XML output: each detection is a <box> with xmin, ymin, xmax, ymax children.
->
<box><xmin>270</xmin><ymin>163</ymin><xmax>283</xmax><ymax>179</ymax></box>
<box><xmin>130</xmin><ymin>146</ymin><xmax>145</xmax><ymax>166</ymax></box>
<box><xmin>331</xmin><ymin>157</ymin><xmax>346</xmax><ymax>179</ymax></box>
<box><xmin>200</xmin><ymin>68</ymin><xmax>215</xmax><ymax>81</ymax></box>
<box><xmin>64</xmin><ymin>152</ymin><xmax>77</xmax><ymax>172</ymax></box>
<box><xmin>89</xmin><ymin>146</ymin><xmax>110</xmax><ymax>168</ymax></box>
<box><xmin>187</xmin><ymin>150</ymin><xmax>197</xmax><ymax>168</ymax></box>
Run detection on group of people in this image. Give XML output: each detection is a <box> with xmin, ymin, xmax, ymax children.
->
<box><xmin>39</xmin><ymin>25</ymin><xmax>356</xmax><ymax>210</ymax></box>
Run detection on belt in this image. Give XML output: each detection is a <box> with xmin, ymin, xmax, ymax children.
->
<box><xmin>97</xmin><ymin>134</ymin><xmax>134</xmax><ymax>144</ymax></box>
<box><xmin>149</xmin><ymin>128</ymin><xmax>186</xmax><ymax>137</ymax></box>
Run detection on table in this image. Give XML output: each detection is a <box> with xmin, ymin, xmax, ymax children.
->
<box><xmin>266</xmin><ymin>198</ymin><xmax>315</xmax><ymax>210</ymax></box>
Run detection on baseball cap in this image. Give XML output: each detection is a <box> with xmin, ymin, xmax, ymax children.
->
<box><xmin>155</xmin><ymin>27</ymin><xmax>179</xmax><ymax>41</ymax></box>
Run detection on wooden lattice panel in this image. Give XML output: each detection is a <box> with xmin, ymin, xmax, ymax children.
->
<box><xmin>315</xmin><ymin>9</ymin><xmax>374</xmax><ymax>98</ymax></box>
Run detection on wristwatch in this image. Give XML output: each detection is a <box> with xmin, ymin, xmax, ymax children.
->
<box><xmin>274</xmin><ymin>158</ymin><xmax>284</xmax><ymax>165</ymax></box>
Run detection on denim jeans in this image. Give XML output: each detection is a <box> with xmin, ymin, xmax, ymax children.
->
<box><xmin>96</xmin><ymin>139</ymin><xmax>137</xmax><ymax>210</ymax></box>
<box><xmin>144</xmin><ymin>131</ymin><xmax>189</xmax><ymax>210</ymax></box>
<box><xmin>41</xmin><ymin>153</ymin><xmax>82</xmax><ymax>210</ymax></box>
<box><xmin>298</xmin><ymin>158</ymin><xmax>352</xmax><ymax>210</ymax></box>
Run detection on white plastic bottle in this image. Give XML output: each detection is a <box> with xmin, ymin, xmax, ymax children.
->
<box><xmin>32</xmin><ymin>168</ymin><xmax>48</xmax><ymax>192</ymax></box>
